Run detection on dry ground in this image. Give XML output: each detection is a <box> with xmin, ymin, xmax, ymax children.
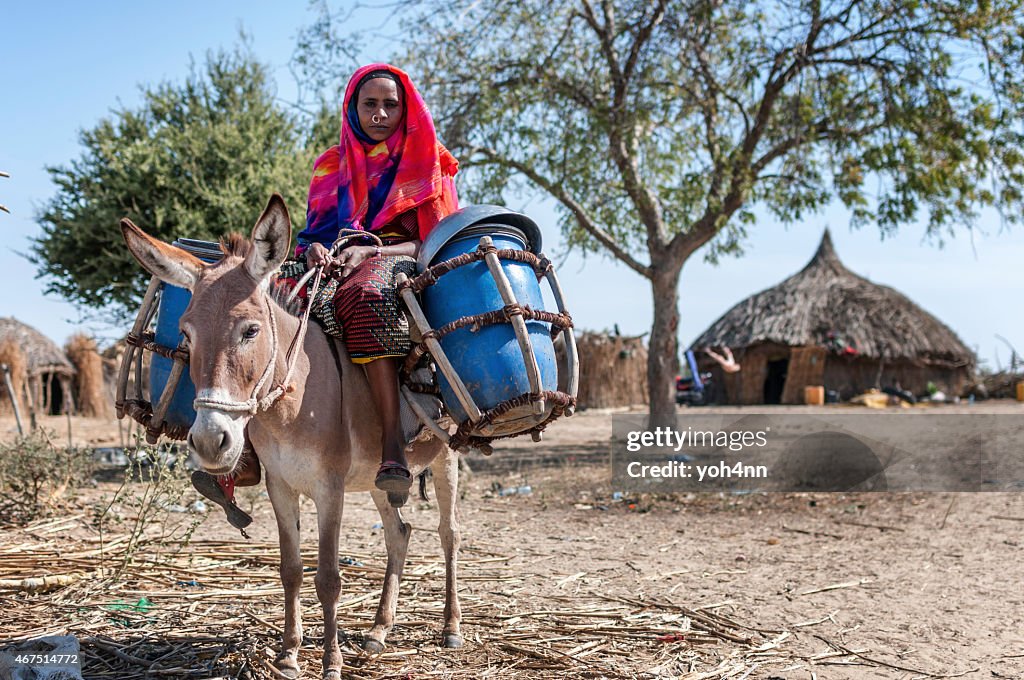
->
<box><xmin>0</xmin><ymin>405</ymin><xmax>1022</xmax><ymax>678</ymax></box>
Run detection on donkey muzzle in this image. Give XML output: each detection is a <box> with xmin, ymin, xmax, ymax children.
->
<box><xmin>188</xmin><ymin>406</ymin><xmax>246</xmax><ymax>473</ymax></box>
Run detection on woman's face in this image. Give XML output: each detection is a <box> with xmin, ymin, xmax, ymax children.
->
<box><xmin>356</xmin><ymin>77</ymin><xmax>403</xmax><ymax>142</ymax></box>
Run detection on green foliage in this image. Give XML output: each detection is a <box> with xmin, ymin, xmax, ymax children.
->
<box><xmin>392</xmin><ymin>0</ymin><xmax>1024</xmax><ymax>266</ymax></box>
<box><xmin>98</xmin><ymin>442</ymin><xmax>207</xmax><ymax>576</ymax></box>
<box><xmin>31</xmin><ymin>49</ymin><xmax>319</xmax><ymax>322</ymax></box>
<box><xmin>0</xmin><ymin>432</ymin><xmax>96</xmax><ymax>524</ymax></box>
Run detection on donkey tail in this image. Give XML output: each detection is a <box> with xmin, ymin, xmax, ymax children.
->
<box><xmin>418</xmin><ymin>468</ymin><xmax>431</xmax><ymax>502</ymax></box>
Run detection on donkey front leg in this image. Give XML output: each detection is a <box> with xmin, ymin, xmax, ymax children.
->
<box><xmin>313</xmin><ymin>485</ymin><xmax>345</xmax><ymax>678</ymax></box>
<box><xmin>266</xmin><ymin>475</ymin><xmax>304</xmax><ymax>679</ymax></box>
<box><xmin>433</xmin><ymin>449</ymin><xmax>463</xmax><ymax>648</ymax></box>
<box><xmin>364</xmin><ymin>490</ymin><xmax>411</xmax><ymax>652</ymax></box>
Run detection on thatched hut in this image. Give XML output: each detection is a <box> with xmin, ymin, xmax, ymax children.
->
<box><xmin>572</xmin><ymin>331</ymin><xmax>648</xmax><ymax>409</ymax></box>
<box><xmin>0</xmin><ymin>317</ymin><xmax>76</xmax><ymax>415</ymax></box>
<box><xmin>690</xmin><ymin>231</ymin><xmax>975</xmax><ymax>404</ymax></box>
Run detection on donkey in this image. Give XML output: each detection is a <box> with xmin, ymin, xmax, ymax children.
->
<box><xmin>120</xmin><ymin>194</ymin><xmax>463</xmax><ymax>679</ymax></box>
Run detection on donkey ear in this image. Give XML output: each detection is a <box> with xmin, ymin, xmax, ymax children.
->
<box><xmin>120</xmin><ymin>219</ymin><xmax>203</xmax><ymax>291</ymax></box>
<box><xmin>245</xmin><ymin>194</ymin><xmax>292</xmax><ymax>283</ymax></box>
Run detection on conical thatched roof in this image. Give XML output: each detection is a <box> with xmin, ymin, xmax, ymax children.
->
<box><xmin>0</xmin><ymin>317</ymin><xmax>75</xmax><ymax>377</ymax></box>
<box><xmin>691</xmin><ymin>231</ymin><xmax>975</xmax><ymax>367</ymax></box>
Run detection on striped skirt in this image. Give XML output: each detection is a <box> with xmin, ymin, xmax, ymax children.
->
<box><xmin>277</xmin><ymin>255</ymin><xmax>417</xmax><ymax>363</ymax></box>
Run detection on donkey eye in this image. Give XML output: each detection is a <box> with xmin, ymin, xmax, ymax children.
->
<box><xmin>242</xmin><ymin>324</ymin><xmax>260</xmax><ymax>340</ymax></box>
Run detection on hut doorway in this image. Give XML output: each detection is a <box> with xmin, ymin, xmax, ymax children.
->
<box><xmin>44</xmin><ymin>373</ymin><xmax>69</xmax><ymax>415</ymax></box>
<box><xmin>763</xmin><ymin>358</ymin><xmax>788</xmax><ymax>404</ymax></box>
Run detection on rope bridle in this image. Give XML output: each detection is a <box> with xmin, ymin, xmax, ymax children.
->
<box><xmin>191</xmin><ymin>229</ymin><xmax>380</xmax><ymax>417</ymax></box>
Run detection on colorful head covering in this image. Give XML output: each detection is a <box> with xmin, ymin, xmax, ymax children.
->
<box><xmin>299</xmin><ymin>63</ymin><xmax>459</xmax><ymax>251</ymax></box>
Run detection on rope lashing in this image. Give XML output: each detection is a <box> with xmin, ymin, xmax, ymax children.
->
<box><xmin>124</xmin><ymin>330</ymin><xmax>190</xmax><ymax>363</ymax></box>
<box><xmin>398</xmin><ymin>243</ymin><xmax>554</xmax><ymax>296</ymax></box>
<box><xmin>403</xmin><ymin>303</ymin><xmax>573</xmax><ymax>375</ymax></box>
<box><xmin>447</xmin><ymin>389</ymin><xmax>577</xmax><ymax>452</ymax></box>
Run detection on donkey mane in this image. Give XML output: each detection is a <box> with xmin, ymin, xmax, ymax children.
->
<box><xmin>211</xmin><ymin>231</ymin><xmax>304</xmax><ymax>317</ymax></box>
<box><xmin>268</xmin><ymin>279</ymin><xmax>306</xmax><ymax>318</ymax></box>
<box><xmin>219</xmin><ymin>232</ymin><xmax>252</xmax><ymax>258</ymax></box>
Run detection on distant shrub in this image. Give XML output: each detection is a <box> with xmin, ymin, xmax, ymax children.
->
<box><xmin>0</xmin><ymin>432</ymin><xmax>96</xmax><ymax>524</ymax></box>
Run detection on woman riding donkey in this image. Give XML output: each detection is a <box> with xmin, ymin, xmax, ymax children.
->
<box><xmin>192</xmin><ymin>63</ymin><xmax>459</xmax><ymax>526</ymax></box>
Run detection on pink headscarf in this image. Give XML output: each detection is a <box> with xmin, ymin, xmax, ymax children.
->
<box><xmin>299</xmin><ymin>63</ymin><xmax>459</xmax><ymax>250</ymax></box>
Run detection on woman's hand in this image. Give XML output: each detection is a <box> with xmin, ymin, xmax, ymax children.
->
<box><xmin>332</xmin><ymin>245</ymin><xmax>378</xmax><ymax>280</ymax></box>
<box><xmin>305</xmin><ymin>242</ymin><xmax>333</xmax><ymax>270</ymax></box>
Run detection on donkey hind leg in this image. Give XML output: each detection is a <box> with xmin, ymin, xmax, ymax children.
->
<box><xmin>433</xmin><ymin>448</ymin><xmax>463</xmax><ymax>648</ymax></box>
<box><xmin>266</xmin><ymin>476</ymin><xmax>304</xmax><ymax>679</ymax></box>
<box><xmin>363</xmin><ymin>490</ymin><xmax>411</xmax><ymax>653</ymax></box>
<box><xmin>313</xmin><ymin>487</ymin><xmax>345</xmax><ymax>678</ymax></box>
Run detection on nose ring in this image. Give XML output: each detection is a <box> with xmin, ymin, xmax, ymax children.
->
<box><xmin>371</xmin><ymin>114</ymin><xmax>382</xmax><ymax>125</ymax></box>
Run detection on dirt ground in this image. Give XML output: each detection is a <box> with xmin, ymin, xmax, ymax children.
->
<box><xmin>1</xmin><ymin>404</ymin><xmax>1023</xmax><ymax>678</ymax></box>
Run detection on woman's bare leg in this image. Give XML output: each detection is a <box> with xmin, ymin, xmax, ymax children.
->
<box><xmin>364</xmin><ymin>358</ymin><xmax>410</xmax><ymax>498</ymax></box>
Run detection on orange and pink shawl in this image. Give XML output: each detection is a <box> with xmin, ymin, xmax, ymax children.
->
<box><xmin>298</xmin><ymin>63</ymin><xmax>459</xmax><ymax>252</ymax></box>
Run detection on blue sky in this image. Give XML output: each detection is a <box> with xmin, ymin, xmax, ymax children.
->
<box><xmin>2</xmin><ymin>2</ymin><xmax>1023</xmax><ymax>369</ymax></box>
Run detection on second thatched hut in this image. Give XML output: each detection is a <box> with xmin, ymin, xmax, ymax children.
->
<box><xmin>690</xmin><ymin>231</ymin><xmax>975</xmax><ymax>404</ymax></box>
<box><xmin>0</xmin><ymin>317</ymin><xmax>77</xmax><ymax>415</ymax></box>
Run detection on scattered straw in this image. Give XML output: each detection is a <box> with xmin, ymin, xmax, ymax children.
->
<box><xmin>65</xmin><ymin>333</ymin><xmax>112</xmax><ymax>419</ymax></box>
<box><xmin>799</xmin><ymin>579</ymin><xmax>871</xmax><ymax>596</ymax></box>
<box><xmin>0</xmin><ymin>517</ymin><xmax>810</xmax><ymax>680</ymax></box>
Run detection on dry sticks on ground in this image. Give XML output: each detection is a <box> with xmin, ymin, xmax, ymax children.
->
<box><xmin>0</xmin><ymin>516</ymin><xmax>955</xmax><ymax>680</ymax></box>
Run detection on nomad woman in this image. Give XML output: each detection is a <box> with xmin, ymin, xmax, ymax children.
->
<box><xmin>192</xmin><ymin>63</ymin><xmax>459</xmax><ymax>523</ymax></box>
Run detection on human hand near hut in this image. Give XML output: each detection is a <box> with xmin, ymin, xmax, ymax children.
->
<box><xmin>705</xmin><ymin>346</ymin><xmax>740</xmax><ymax>373</ymax></box>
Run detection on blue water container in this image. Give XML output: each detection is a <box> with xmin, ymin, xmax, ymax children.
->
<box><xmin>149</xmin><ymin>239</ymin><xmax>222</xmax><ymax>433</ymax></box>
<box><xmin>419</xmin><ymin>212</ymin><xmax>557</xmax><ymax>432</ymax></box>
<box><xmin>149</xmin><ymin>284</ymin><xmax>197</xmax><ymax>433</ymax></box>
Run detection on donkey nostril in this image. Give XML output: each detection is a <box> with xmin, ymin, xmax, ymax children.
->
<box><xmin>187</xmin><ymin>433</ymin><xmax>196</xmax><ymax>450</ymax></box>
<box><xmin>219</xmin><ymin>431</ymin><xmax>231</xmax><ymax>454</ymax></box>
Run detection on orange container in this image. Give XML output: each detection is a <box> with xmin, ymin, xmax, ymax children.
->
<box><xmin>804</xmin><ymin>385</ymin><xmax>825</xmax><ymax>406</ymax></box>
<box><xmin>1017</xmin><ymin>382</ymin><xmax>1024</xmax><ymax>402</ymax></box>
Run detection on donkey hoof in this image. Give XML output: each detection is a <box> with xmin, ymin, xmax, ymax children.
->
<box><xmin>323</xmin><ymin>670</ymin><xmax>342</xmax><ymax>679</ymax></box>
<box><xmin>442</xmin><ymin>633</ymin><xmax>464</xmax><ymax>649</ymax></box>
<box><xmin>386</xmin><ymin>490</ymin><xmax>408</xmax><ymax>508</ymax></box>
<box><xmin>272</xmin><ymin>661</ymin><xmax>300</xmax><ymax>680</ymax></box>
<box><xmin>362</xmin><ymin>638</ymin><xmax>385</xmax><ymax>654</ymax></box>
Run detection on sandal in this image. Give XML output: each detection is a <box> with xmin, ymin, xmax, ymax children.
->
<box><xmin>191</xmin><ymin>470</ymin><xmax>254</xmax><ymax>530</ymax></box>
<box><xmin>375</xmin><ymin>462</ymin><xmax>412</xmax><ymax>507</ymax></box>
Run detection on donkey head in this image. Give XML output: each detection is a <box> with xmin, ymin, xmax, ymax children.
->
<box><xmin>120</xmin><ymin>194</ymin><xmax>292</xmax><ymax>474</ymax></box>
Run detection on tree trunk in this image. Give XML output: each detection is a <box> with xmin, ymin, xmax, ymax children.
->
<box><xmin>647</xmin><ymin>264</ymin><xmax>681</xmax><ymax>427</ymax></box>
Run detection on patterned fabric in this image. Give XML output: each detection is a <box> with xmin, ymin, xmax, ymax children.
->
<box><xmin>327</xmin><ymin>255</ymin><xmax>417</xmax><ymax>363</ymax></box>
<box><xmin>298</xmin><ymin>62</ymin><xmax>459</xmax><ymax>253</ymax></box>
<box><xmin>276</xmin><ymin>214</ymin><xmax>419</xmax><ymax>362</ymax></box>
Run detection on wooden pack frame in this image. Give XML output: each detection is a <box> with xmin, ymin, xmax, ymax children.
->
<box><xmin>397</xmin><ymin>235</ymin><xmax>579</xmax><ymax>453</ymax></box>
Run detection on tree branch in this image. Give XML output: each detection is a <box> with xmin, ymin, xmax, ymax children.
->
<box><xmin>581</xmin><ymin>0</ymin><xmax>667</xmax><ymax>251</ymax></box>
<box><xmin>672</xmin><ymin>2</ymin><xmax>835</xmax><ymax>261</ymax></box>
<box><xmin>579</xmin><ymin>0</ymin><xmax>623</xmax><ymax>90</ymax></box>
<box><xmin>623</xmin><ymin>0</ymin><xmax>667</xmax><ymax>82</ymax></box>
<box><xmin>469</xmin><ymin>146</ymin><xmax>652</xmax><ymax>278</ymax></box>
